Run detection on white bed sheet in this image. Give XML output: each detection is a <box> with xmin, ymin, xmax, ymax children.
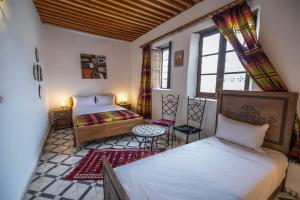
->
<box><xmin>72</xmin><ymin>104</ymin><xmax>125</xmax><ymax>118</ymax></box>
<box><xmin>115</xmin><ymin>137</ymin><xmax>288</xmax><ymax>200</ymax></box>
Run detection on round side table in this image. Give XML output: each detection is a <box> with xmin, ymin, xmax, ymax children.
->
<box><xmin>132</xmin><ymin>124</ymin><xmax>165</xmax><ymax>151</ymax></box>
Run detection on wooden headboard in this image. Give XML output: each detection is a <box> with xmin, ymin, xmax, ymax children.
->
<box><xmin>217</xmin><ymin>90</ymin><xmax>298</xmax><ymax>154</ymax></box>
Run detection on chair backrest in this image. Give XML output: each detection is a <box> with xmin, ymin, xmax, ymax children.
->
<box><xmin>161</xmin><ymin>94</ymin><xmax>180</xmax><ymax>121</ymax></box>
<box><xmin>187</xmin><ymin>97</ymin><xmax>206</xmax><ymax>128</ymax></box>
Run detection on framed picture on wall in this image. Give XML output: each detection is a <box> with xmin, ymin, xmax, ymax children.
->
<box><xmin>80</xmin><ymin>54</ymin><xmax>107</xmax><ymax>79</ymax></box>
<box><xmin>174</xmin><ymin>50</ymin><xmax>184</xmax><ymax>67</ymax></box>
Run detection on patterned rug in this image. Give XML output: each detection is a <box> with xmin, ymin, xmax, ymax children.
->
<box><xmin>65</xmin><ymin>148</ymin><xmax>166</xmax><ymax>180</ymax></box>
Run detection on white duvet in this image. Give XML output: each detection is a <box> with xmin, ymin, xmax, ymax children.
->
<box><xmin>114</xmin><ymin>137</ymin><xmax>288</xmax><ymax>200</ymax></box>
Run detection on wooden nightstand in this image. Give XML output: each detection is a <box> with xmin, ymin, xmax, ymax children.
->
<box><xmin>52</xmin><ymin>107</ymin><xmax>72</xmax><ymax>129</ymax></box>
<box><xmin>117</xmin><ymin>103</ymin><xmax>132</xmax><ymax>110</ymax></box>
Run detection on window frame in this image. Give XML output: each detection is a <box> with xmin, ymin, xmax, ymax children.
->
<box><xmin>196</xmin><ymin>27</ymin><xmax>250</xmax><ymax>98</ymax></box>
<box><xmin>155</xmin><ymin>42</ymin><xmax>172</xmax><ymax>90</ymax></box>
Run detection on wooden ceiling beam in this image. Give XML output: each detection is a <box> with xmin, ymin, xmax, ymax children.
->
<box><xmin>72</xmin><ymin>0</ymin><xmax>160</xmax><ymax>27</ymax></box>
<box><xmin>36</xmin><ymin>7</ymin><xmax>146</xmax><ymax>35</ymax></box>
<box><xmin>38</xmin><ymin>13</ymin><xmax>144</xmax><ymax>38</ymax></box>
<box><xmin>121</xmin><ymin>0</ymin><xmax>175</xmax><ymax>17</ymax></box>
<box><xmin>41</xmin><ymin>18</ymin><xmax>135</xmax><ymax>41</ymax></box>
<box><xmin>34</xmin><ymin>2</ymin><xmax>150</xmax><ymax>31</ymax></box>
<box><xmin>155</xmin><ymin>0</ymin><xmax>187</xmax><ymax>11</ymax></box>
<box><xmin>89</xmin><ymin>0</ymin><xmax>167</xmax><ymax>23</ymax></box>
<box><xmin>34</xmin><ymin>0</ymin><xmax>203</xmax><ymax>42</ymax></box>
<box><xmin>80</xmin><ymin>0</ymin><xmax>164</xmax><ymax>24</ymax></box>
<box><xmin>139</xmin><ymin>0</ymin><xmax>181</xmax><ymax>14</ymax></box>
<box><xmin>39</xmin><ymin>0</ymin><xmax>155</xmax><ymax>29</ymax></box>
<box><xmin>173</xmin><ymin>0</ymin><xmax>194</xmax><ymax>8</ymax></box>
<box><xmin>56</xmin><ymin>0</ymin><xmax>156</xmax><ymax>27</ymax></box>
<box><xmin>104</xmin><ymin>0</ymin><xmax>171</xmax><ymax>19</ymax></box>
<box><xmin>39</xmin><ymin>14</ymin><xmax>140</xmax><ymax>38</ymax></box>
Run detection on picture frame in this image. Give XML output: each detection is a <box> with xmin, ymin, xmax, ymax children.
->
<box><xmin>80</xmin><ymin>54</ymin><xmax>107</xmax><ymax>79</ymax></box>
<box><xmin>174</xmin><ymin>50</ymin><xmax>184</xmax><ymax>67</ymax></box>
<box><xmin>37</xmin><ymin>64</ymin><xmax>43</xmax><ymax>82</ymax></box>
<box><xmin>35</xmin><ymin>47</ymin><xmax>39</xmax><ymax>63</ymax></box>
<box><xmin>38</xmin><ymin>84</ymin><xmax>42</xmax><ymax>99</ymax></box>
<box><xmin>33</xmin><ymin>64</ymin><xmax>38</xmax><ymax>80</ymax></box>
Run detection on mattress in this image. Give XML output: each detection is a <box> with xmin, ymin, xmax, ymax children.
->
<box><xmin>114</xmin><ymin>137</ymin><xmax>288</xmax><ymax>200</ymax></box>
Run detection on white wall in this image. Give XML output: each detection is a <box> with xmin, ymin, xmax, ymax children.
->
<box><xmin>42</xmin><ymin>25</ymin><xmax>132</xmax><ymax>108</ymax></box>
<box><xmin>0</xmin><ymin>0</ymin><xmax>49</xmax><ymax>199</ymax></box>
<box><xmin>130</xmin><ymin>0</ymin><xmax>300</xmax><ymax>137</ymax></box>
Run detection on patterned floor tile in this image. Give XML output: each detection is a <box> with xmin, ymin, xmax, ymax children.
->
<box><xmin>23</xmin><ymin>127</ymin><xmax>181</xmax><ymax>200</ymax></box>
<box><xmin>50</xmin><ymin>155</ymin><xmax>69</xmax><ymax>163</ymax></box>
<box><xmin>47</xmin><ymin>165</ymin><xmax>70</xmax><ymax>176</ymax></box>
<box><xmin>36</xmin><ymin>163</ymin><xmax>56</xmax><ymax>174</ymax></box>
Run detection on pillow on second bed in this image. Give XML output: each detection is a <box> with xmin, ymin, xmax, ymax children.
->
<box><xmin>216</xmin><ymin>114</ymin><xmax>269</xmax><ymax>150</ymax></box>
<box><xmin>96</xmin><ymin>95</ymin><xmax>115</xmax><ymax>105</ymax></box>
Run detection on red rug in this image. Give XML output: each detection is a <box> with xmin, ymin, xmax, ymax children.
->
<box><xmin>65</xmin><ymin>148</ymin><xmax>166</xmax><ymax>180</ymax></box>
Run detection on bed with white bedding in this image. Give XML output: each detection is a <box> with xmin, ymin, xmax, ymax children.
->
<box><xmin>72</xmin><ymin>95</ymin><xmax>144</xmax><ymax>148</ymax></box>
<box><xmin>115</xmin><ymin>137</ymin><xmax>287</xmax><ymax>200</ymax></box>
<box><xmin>72</xmin><ymin>104</ymin><xmax>126</xmax><ymax>119</ymax></box>
<box><xmin>102</xmin><ymin>91</ymin><xmax>298</xmax><ymax>200</ymax></box>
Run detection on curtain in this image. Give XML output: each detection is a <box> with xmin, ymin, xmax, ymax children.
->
<box><xmin>136</xmin><ymin>45</ymin><xmax>152</xmax><ymax>119</ymax></box>
<box><xmin>212</xmin><ymin>1</ymin><xmax>300</xmax><ymax>161</ymax></box>
<box><xmin>151</xmin><ymin>49</ymin><xmax>162</xmax><ymax>89</ymax></box>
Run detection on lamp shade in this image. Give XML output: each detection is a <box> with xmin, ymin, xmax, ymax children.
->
<box><xmin>120</xmin><ymin>96</ymin><xmax>127</xmax><ymax>104</ymax></box>
<box><xmin>60</xmin><ymin>99</ymin><xmax>66</xmax><ymax>108</ymax></box>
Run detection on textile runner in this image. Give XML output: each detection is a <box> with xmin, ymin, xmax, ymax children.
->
<box><xmin>136</xmin><ymin>44</ymin><xmax>152</xmax><ymax>119</ymax></box>
<box><xmin>74</xmin><ymin>110</ymin><xmax>140</xmax><ymax>127</ymax></box>
<box><xmin>212</xmin><ymin>1</ymin><xmax>300</xmax><ymax>161</ymax></box>
<box><xmin>65</xmin><ymin>148</ymin><xmax>166</xmax><ymax>180</ymax></box>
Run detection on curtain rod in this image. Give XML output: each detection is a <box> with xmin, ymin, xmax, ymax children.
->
<box><xmin>139</xmin><ymin>0</ymin><xmax>246</xmax><ymax>48</ymax></box>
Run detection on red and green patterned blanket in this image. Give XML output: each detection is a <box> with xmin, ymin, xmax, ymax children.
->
<box><xmin>74</xmin><ymin>110</ymin><xmax>141</xmax><ymax>127</ymax></box>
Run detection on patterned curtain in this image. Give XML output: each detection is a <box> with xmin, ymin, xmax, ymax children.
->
<box><xmin>212</xmin><ymin>1</ymin><xmax>300</xmax><ymax>161</ymax></box>
<box><xmin>136</xmin><ymin>45</ymin><xmax>152</xmax><ymax>119</ymax></box>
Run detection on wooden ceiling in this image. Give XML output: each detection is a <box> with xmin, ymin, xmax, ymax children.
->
<box><xmin>33</xmin><ymin>0</ymin><xmax>202</xmax><ymax>42</ymax></box>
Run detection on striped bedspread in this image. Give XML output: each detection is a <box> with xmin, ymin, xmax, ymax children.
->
<box><xmin>74</xmin><ymin>110</ymin><xmax>141</xmax><ymax>127</ymax></box>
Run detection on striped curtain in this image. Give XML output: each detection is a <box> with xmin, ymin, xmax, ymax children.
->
<box><xmin>212</xmin><ymin>1</ymin><xmax>300</xmax><ymax>161</ymax></box>
<box><xmin>136</xmin><ymin>45</ymin><xmax>152</xmax><ymax>119</ymax></box>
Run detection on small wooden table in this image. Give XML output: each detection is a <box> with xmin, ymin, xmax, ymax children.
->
<box><xmin>132</xmin><ymin>124</ymin><xmax>165</xmax><ymax>151</ymax></box>
<box><xmin>52</xmin><ymin>107</ymin><xmax>72</xmax><ymax>129</ymax></box>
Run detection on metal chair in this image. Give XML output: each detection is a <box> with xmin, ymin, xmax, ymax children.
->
<box><xmin>172</xmin><ymin>97</ymin><xmax>206</xmax><ymax>145</ymax></box>
<box><xmin>153</xmin><ymin>94</ymin><xmax>180</xmax><ymax>145</ymax></box>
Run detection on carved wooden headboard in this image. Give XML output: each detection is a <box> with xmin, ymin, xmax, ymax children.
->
<box><xmin>217</xmin><ymin>90</ymin><xmax>298</xmax><ymax>154</ymax></box>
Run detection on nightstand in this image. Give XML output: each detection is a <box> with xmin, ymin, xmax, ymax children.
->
<box><xmin>117</xmin><ymin>103</ymin><xmax>132</xmax><ymax>110</ymax></box>
<box><xmin>52</xmin><ymin>107</ymin><xmax>72</xmax><ymax>129</ymax></box>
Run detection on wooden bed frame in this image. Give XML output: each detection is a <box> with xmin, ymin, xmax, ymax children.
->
<box><xmin>102</xmin><ymin>91</ymin><xmax>298</xmax><ymax>200</ymax></box>
<box><xmin>71</xmin><ymin>95</ymin><xmax>144</xmax><ymax>148</ymax></box>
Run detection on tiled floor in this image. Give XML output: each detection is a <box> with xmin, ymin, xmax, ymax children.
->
<box><xmin>23</xmin><ymin>128</ymin><xmax>180</xmax><ymax>200</ymax></box>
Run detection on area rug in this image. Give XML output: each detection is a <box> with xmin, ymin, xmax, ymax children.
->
<box><xmin>65</xmin><ymin>148</ymin><xmax>166</xmax><ymax>180</ymax></box>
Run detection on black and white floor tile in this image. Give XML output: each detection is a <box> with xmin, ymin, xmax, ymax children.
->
<box><xmin>23</xmin><ymin>128</ymin><xmax>181</xmax><ymax>200</ymax></box>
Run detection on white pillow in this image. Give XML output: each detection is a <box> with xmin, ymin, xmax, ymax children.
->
<box><xmin>72</xmin><ymin>96</ymin><xmax>95</xmax><ymax>107</ymax></box>
<box><xmin>95</xmin><ymin>95</ymin><xmax>115</xmax><ymax>105</ymax></box>
<box><xmin>215</xmin><ymin>114</ymin><xmax>269</xmax><ymax>150</ymax></box>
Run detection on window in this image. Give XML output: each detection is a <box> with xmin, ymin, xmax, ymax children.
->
<box><xmin>197</xmin><ymin>28</ymin><xmax>250</xmax><ymax>98</ymax></box>
<box><xmin>151</xmin><ymin>42</ymin><xmax>172</xmax><ymax>89</ymax></box>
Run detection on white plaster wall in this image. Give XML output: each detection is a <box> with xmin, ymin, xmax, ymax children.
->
<box><xmin>42</xmin><ymin>25</ymin><xmax>132</xmax><ymax>108</ymax></box>
<box><xmin>0</xmin><ymin>0</ymin><xmax>49</xmax><ymax>199</ymax></box>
